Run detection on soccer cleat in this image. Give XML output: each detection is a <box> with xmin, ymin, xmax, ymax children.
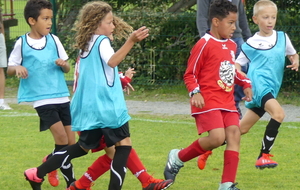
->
<box><xmin>142</xmin><ymin>177</ymin><xmax>173</xmax><ymax>190</ymax></box>
<box><xmin>42</xmin><ymin>155</ymin><xmax>59</xmax><ymax>186</ymax></box>
<box><xmin>163</xmin><ymin>149</ymin><xmax>184</xmax><ymax>181</ymax></box>
<box><xmin>24</xmin><ymin>168</ymin><xmax>43</xmax><ymax>190</ymax></box>
<box><xmin>197</xmin><ymin>150</ymin><xmax>212</xmax><ymax>170</ymax></box>
<box><xmin>218</xmin><ymin>182</ymin><xmax>240</xmax><ymax>190</ymax></box>
<box><xmin>255</xmin><ymin>153</ymin><xmax>278</xmax><ymax>169</ymax></box>
<box><xmin>0</xmin><ymin>102</ymin><xmax>12</xmax><ymax>110</ymax></box>
<box><xmin>68</xmin><ymin>181</ymin><xmax>92</xmax><ymax>190</ymax></box>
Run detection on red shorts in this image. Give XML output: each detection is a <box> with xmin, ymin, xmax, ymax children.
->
<box><xmin>193</xmin><ymin>110</ymin><xmax>239</xmax><ymax>135</ymax></box>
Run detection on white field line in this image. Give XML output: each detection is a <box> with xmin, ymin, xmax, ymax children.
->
<box><xmin>1</xmin><ymin>112</ymin><xmax>298</xmax><ymax>129</ymax></box>
<box><xmin>0</xmin><ymin>112</ymin><xmax>37</xmax><ymax>117</ymax></box>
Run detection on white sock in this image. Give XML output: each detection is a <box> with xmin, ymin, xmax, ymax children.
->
<box><xmin>0</xmin><ymin>99</ymin><xmax>4</xmax><ymax>104</ymax></box>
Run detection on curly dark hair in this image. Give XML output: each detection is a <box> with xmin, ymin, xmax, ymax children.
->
<box><xmin>209</xmin><ymin>0</ymin><xmax>237</xmax><ymax>21</ymax></box>
<box><xmin>24</xmin><ymin>0</ymin><xmax>52</xmax><ymax>26</ymax></box>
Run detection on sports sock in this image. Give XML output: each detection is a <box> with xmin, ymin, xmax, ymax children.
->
<box><xmin>37</xmin><ymin>143</ymin><xmax>87</xmax><ymax>179</ymax></box>
<box><xmin>108</xmin><ymin>146</ymin><xmax>131</xmax><ymax>190</ymax></box>
<box><xmin>221</xmin><ymin>150</ymin><xmax>239</xmax><ymax>183</ymax></box>
<box><xmin>127</xmin><ymin>148</ymin><xmax>151</xmax><ymax>185</ymax></box>
<box><xmin>78</xmin><ymin>154</ymin><xmax>112</xmax><ymax>188</ymax></box>
<box><xmin>259</xmin><ymin>118</ymin><xmax>280</xmax><ymax>158</ymax></box>
<box><xmin>47</xmin><ymin>144</ymin><xmax>76</xmax><ymax>187</ymax></box>
<box><xmin>178</xmin><ymin>140</ymin><xmax>207</xmax><ymax>162</ymax></box>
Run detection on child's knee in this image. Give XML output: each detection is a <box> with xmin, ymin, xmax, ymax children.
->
<box><xmin>272</xmin><ymin>110</ymin><xmax>285</xmax><ymax>123</ymax></box>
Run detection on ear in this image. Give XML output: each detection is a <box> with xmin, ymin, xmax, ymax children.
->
<box><xmin>28</xmin><ymin>17</ymin><xmax>36</xmax><ymax>26</ymax></box>
<box><xmin>211</xmin><ymin>17</ymin><xmax>219</xmax><ymax>27</ymax></box>
<box><xmin>252</xmin><ymin>15</ymin><xmax>258</xmax><ymax>24</ymax></box>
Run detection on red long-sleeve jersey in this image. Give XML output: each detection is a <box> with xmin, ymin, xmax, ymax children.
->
<box><xmin>184</xmin><ymin>34</ymin><xmax>251</xmax><ymax>115</ymax></box>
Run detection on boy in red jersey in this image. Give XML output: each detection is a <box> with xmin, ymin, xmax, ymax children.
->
<box><xmin>163</xmin><ymin>0</ymin><xmax>252</xmax><ymax>189</ymax></box>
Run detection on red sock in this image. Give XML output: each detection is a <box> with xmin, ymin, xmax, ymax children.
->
<box><xmin>178</xmin><ymin>140</ymin><xmax>207</xmax><ymax>162</ymax></box>
<box><xmin>78</xmin><ymin>154</ymin><xmax>112</xmax><ymax>188</ymax></box>
<box><xmin>221</xmin><ymin>150</ymin><xmax>239</xmax><ymax>183</ymax></box>
<box><xmin>127</xmin><ymin>148</ymin><xmax>151</xmax><ymax>185</ymax></box>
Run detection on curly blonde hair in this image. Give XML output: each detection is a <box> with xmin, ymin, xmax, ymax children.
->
<box><xmin>74</xmin><ymin>1</ymin><xmax>133</xmax><ymax>54</ymax></box>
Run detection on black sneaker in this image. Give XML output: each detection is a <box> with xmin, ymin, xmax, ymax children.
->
<box><xmin>163</xmin><ymin>149</ymin><xmax>184</xmax><ymax>181</ymax></box>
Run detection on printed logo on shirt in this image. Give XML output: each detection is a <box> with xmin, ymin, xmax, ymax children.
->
<box><xmin>218</xmin><ymin>60</ymin><xmax>234</xmax><ymax>92</ymax></box>
<box><xmin>222</xmin><ymin>44</ymin><xmax>228</xmax><ymax>49</ymax></box>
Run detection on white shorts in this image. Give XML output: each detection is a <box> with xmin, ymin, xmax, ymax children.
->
<box><xmin>0</xmin><ymin>33</ymin><xmax>7</xmax><ymax>68</ymax></box>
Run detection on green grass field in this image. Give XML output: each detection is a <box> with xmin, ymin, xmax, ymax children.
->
<box><xmin>1</xmin><ymin>102</ymin><xmax>300</xmax><ymax>190</ymax></box>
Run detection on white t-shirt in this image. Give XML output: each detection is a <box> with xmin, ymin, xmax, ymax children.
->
<box><xmin>8</xmin><ymin>33</ymin><xmax>70</xmax><ymax>107</ymax></box>
<box><xmin>236</xmin><ymin>30</ymin><xmax>296</xmax><ymax>67</ymax></box>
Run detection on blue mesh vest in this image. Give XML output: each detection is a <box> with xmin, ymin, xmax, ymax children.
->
<box><xmin>242</xmin><ymin>31</ymin><xmax>286</xmax><ymax>108</ymax></box>
<box><xmin>18</xmin><ymin>34</ymin><xmax>69</xmax><ymax>103</ymax></box>
<box><xmin>71</xmin><ymin>35</ymin><xmax>130</xmax><ymax>131</ymax></box>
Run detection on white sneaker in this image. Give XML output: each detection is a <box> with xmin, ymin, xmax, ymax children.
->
<box><xmin>0</xmin><ymin>102</ymin><xmax>12</xmax><ymax>110</ymax></box>
<box><xmin>218</xmin><ymin>182</ymin><xmax>240</xmax><ymax>190</ymax></box>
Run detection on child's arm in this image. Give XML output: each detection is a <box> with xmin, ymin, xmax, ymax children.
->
<box><xmin>286</xmin><ymin>53</ymin><xmax>299</xmax><ymax>71</ymax></box>
<box><xmin>235</xmin><ymin>62</ymin><xmax>247</xmax><ymax>77</ymax></box>
<box><xmin>107</xmin><ymin>26</ymin><xmax>149</xmax><ymax>68</ymax></box>
<box><xmin>120</xmin><ymin>68</ymin><xmax>136</xmax><ymax>95</ymax></box>
<box><xmin>7</xmin><ymin>65</ymin><xmax>28</xmax><ymax>79</ymax></box>
<box><xmin>56</xmin><ymin>58</ymin><xmax>70</xmax><ymax>73</ymax></box>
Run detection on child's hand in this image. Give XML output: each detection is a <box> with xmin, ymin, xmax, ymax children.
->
<box><xmin>286</xmin><ymin>55</ymin><xmax>299</xmax><ymax>71</ymax></box>
<box><xmin>124</xmin><ymin>68</ymin><xmax>136</xmax><ymax>79</ymax></box>
<box><xmin>242</xmin><ymin>87</ymin><xmax>252</xmax><ymax>102</ymax></box>
<box><xmin>129</xmin><ymin>26</ymin><xmax>149</xmax><ymax>43</ymax></box>
<box><xmin>124</xmin><ymin>83</ymin><xmax>134</xmax><ymax>95</ymax></box>
<box><xmin>191</xmin><ymin>93</ymin><xmax>205</xmax><ymax>108</ymax></box>
<box><xmin>15</xmin><ymin>65</ymin><xmax>28</xmax><ymax>79</ymax></box>
<box><xmin>55</xmin><ymin>58</ymin><xmax>67</xmax><ymax>67</ymax></box>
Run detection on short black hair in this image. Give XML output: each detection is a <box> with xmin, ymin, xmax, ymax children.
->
<box><xmin>209</xmin><ymin>0</ymin><xmax>237</xmax><ymax>21</ymax></box>
<box><xmin>24</xmin><ymin>0</ymin><xmax>52</xmax><ymax>26</ymax></box>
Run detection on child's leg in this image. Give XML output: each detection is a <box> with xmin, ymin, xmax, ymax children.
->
<box><xmin>239</xmin><ymin>109</ymin><xmax>261</xmax><ymax>135</ymax></box>
<box><xmin>49</xmin><ymin>122</ymin><xmax>76</xmax><ymax>187</ymax></box>
<box><xmin>259</xmin><ymin>99</ymin><xmax>284</xmax><ymax>157</ymax></box>
<box><xmin>76</xmin><ymin>147</ymin><xmax>113</xmax><ymax>188</ymax></box>
<box><xmin>108</xmin><ymin>137</ymin><xmax>132</xmax><ymax>190</ymax></box>
<box><xmin>37</xmin><ymin>143</ymin><xmax>88</xmax><ymax>179</ymax></box>
<box><xmin>221</xmin><ymin>125</ymin><xmax>240</xmax><ymax>183</ymax></box>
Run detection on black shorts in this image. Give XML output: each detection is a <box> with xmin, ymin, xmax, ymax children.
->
<box><xmin>249</xmin><ymin>92</ymin><xmax>274</xmax><ymax>118</ymax></box>
<box><xmin>35</xmin><ymin>102</ymin><xmax>71</xmax><ymax>131</ymax></box>
<box><xmin>78</xmin><ymin>122</ymin><xmax>130</xmax><ymax>149</ymax></box>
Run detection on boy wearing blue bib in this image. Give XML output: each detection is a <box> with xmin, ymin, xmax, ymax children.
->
<box><xmin>7</xmin><ymin>0</ymin><xmax>76</xmax><ymax>188</ymax></box>
<box><xmin>235</xmin><ymin>0</ymin><xmax>299</xmax><ymax>169</ymax></box>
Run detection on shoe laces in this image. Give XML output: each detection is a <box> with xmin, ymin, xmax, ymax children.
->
<box><xmin>229</xmin><ymin>183</ymin><xmax>240</xmax><ymax>190</ymax></box>
<box><xmin>171</xmin><ymin>162</ymin><xmax>183</xmax><ymax>174</ymax></box>
<box><xmin>262</xmin><ymin>153</ymin><xmax>274</xmax><ymax>159</ymax></box>
<box><xmin>201</xmin><ymin>151</ymin><xmax>212</xmax><ymax>160</ymax></box>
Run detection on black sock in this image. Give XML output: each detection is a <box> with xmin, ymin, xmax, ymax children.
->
<box><xmin>108</xmin><ymin>146</ymin><xmax>131</xmax><ymax>190</ymax></box>
<box><xmin>259</xmin><ymin>118</ymin><xmax>280</xmax><ymax>158</ymax></box>
<box><xmin>52</xmin><ymin>144</ymin><xmax>76</xmax><ymax>187</ymax></box>
<box><xmin>37</xmin><ymin>143</ymin><xmax>87</xmax><ymax>179</ymax></box>
<box><xmin>60</xmin><ymin>162</ymin><xmax>75</xmax><ymax>187</ymax></box>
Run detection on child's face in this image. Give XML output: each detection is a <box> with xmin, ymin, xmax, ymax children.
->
<box><xmin>29</xmin><ymin>8</ymin><xmax>53</xmax><ymax>38</ymax></box>
<box><xmin>96</xmin><ymin>11</ymin><xmax>115</xmax><ymax>37</ymax></box>
<box><xmin>253</xmin><ymin>6</ymin><xmax>277</xmax><ymax>36</ymax></box>
<box><xmin>215</xmin><ymin>12</ymin><xmax>237</xmax><ymax>39</ymax></box>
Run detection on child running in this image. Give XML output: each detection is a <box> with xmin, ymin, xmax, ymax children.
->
<box><xmin>235</xmin><ymin>0</ymin><xmax>299</xmax><ymax>169</ymax></box>
<box><xmin>198</xmin><ymin>0</ymin><xmax>299</xmax><ymax>171</ymax></box>
<box><xmin>7</xmin><ymin>0</ymin><xmax>75</xmax><ymax>188</ymax></box>
<box><xmin>23</xmin><ymin>1</ymin><xmax>149</xmax><ymax>190</ymax></box>
<box><xmin>69</xmin><ymin>55</ymin><xmax>173</xmax><ymax>190</ymax></box>
<box><xmin>163</xmin><ymin>0</ymin><xmax>252</xmax><ymax>189</ymax></box>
